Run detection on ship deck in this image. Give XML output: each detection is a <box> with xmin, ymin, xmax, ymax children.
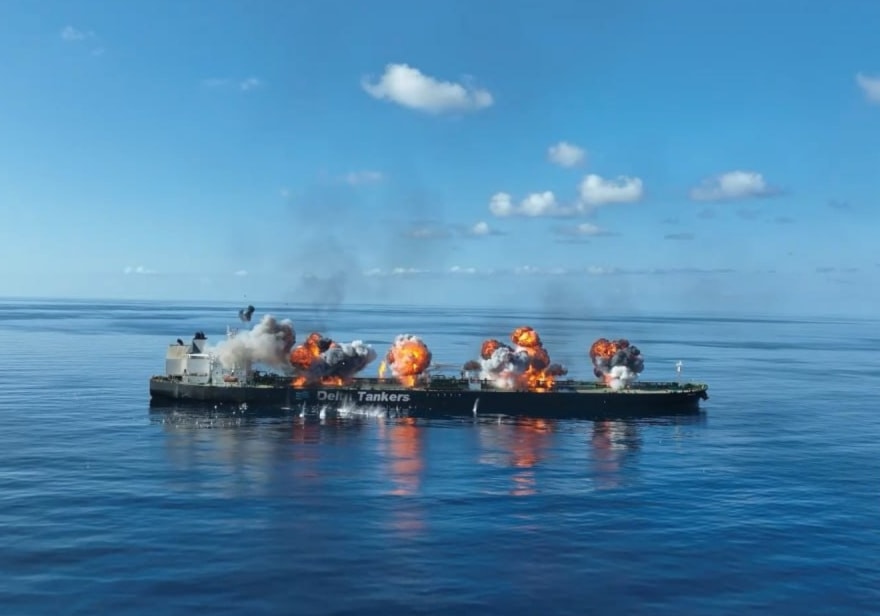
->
<box><xmin>149</xmin><ymin>374</ymin><xmax>706</xmax><ymax>394</ymax></box>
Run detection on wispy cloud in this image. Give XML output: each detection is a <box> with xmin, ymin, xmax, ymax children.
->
<box><xmin>547</xmin><ymin>141</ymin><xmax>586</xmax><ymax>168</ymax></box>
<box><xmin>690</xmin><ymin>170</ymin><xmax>781</xmax><ymax>202</ymax></box>
<box><xmin>736</xmin><ymin>208</ymin><xmax>760</xmax><ymax>220</ymax></box>
<box><xmin>60</xmin><ymin>25</ymin><xmax>104</xmax><ymax>55</ymax></box>
<box><xmin>402</xmin><ymin>221</ymin><xmax>503</xmax><ymax>240</ymax></box>
<box><xmin>665</xmin><ymin>232</ymin><xmax>695</xmax><ymax>240</ymax></box>
<box><xmin>364</xmin><ymin>266</ymin><xmax>427</xmax><ymax>277</ymax></box>
<box><xmin>828</xmin><ymin>199</ymin><xmax>851</xmax><ymax>211</ymax></box>
<box><xmin>553</xmin><ymin>222</ymin><xmax>616</xmax><ymax>238</ymax></box>
<box><xmin>201</xmin><ymin>77</ymin><xmax>264</xmax><ymax>92</ymax></box>
<box><xmin>234</xmin><ymin>269</ymin><xmax>248</xmax><ymax>277</ymax></box>
<box><xmin>402</xmin><ymin>225</ymin><xmax>453</xmax><ymax>240</ymax></box>
<box><xmin>774</xmin><ymin>216</ymin><xmax>795</xmax><ymax>225</ymax></box>
<box><xmin>816</xmin><ymin>266</ymin><xmax>859</xmax><ymax>274</ymax></box>
<box><xmin>661</xmin><ymin>217</ymin><xmax>679</xmax><ymax>225</ymax></box>
<box><xmin>362</xmin><ymin>265</ymin><xmax>738</xmax><ymax>278</ymax></box>
<box><xmin>239</xmin><ymin>77</ymin><xmax>262</xmax><ymax>91</ymax></box>
<box><xmin>60</xmin><ymin>26</ymin><xmax>93</xmax><ymax>42</ymax></box>
<box><xmin>123</xmin><ymin>265</ymin><xmax>157</xmax><ymax>275</ymax></box>
<box><xmin>342</xmin><ymin>170</ymin><xmax>384</xmax><ymax>185</ymax></box>
<box><xmin>362</xmin><ymin>63</ymin><xmax>493</xmax><ymax>114</ymax></box>
<box><xmin>856</xmin><ymin>72</ymin><xmax>880</xmax><ymax>104</ymax></box>
<box><xmin>697</xmin><ymin>208</ymin><xmax>717</xmax><ymax>219</ymax></box>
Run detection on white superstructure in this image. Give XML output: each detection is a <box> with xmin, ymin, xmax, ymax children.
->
<box><xmin>163</xmin><ymin>331</ymin><xmax>242</xmax><ymax>386</ymax></box>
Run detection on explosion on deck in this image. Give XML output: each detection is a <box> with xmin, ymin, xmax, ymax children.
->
<box><xmin>288</xmin><ymin>331</ymin><xmax>377</xmax><ymax>387</ymax></box>
<box><xmin>463</xmin><ymin>326</ymin><xmax>568</xmax><ymax>392</ymax></box>
<box><xmin>211</xmin><ymin>306</ymin><xmax>650</xmax><ymax>393</ymax></box>
<box><xmin>589</xmin><ymin>338</ymin><xmax>645</xmax><ymax>390</ymax></box>
<box><xmin>379</xmin><ymin>334</ymin><xmax>433</xmax><ymax>387</ymax></box>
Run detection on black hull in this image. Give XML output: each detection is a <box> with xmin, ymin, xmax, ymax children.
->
<box><xmin>149</xmin><ymin>377</ymin><xmax>708</xmax><ymax>420</ymax></box>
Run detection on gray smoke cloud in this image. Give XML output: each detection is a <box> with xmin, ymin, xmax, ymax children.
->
<box><xmin>463</xmin><ymin>335</ymin><xmax>567</xmax><ymax>390</ymax></box>
<box><xmin>213</xmin><ymin>314</ymin><xmax>296</xmax><ymax>372</ymax></box>
<box><xmin>590</xmin><ymin>339</ymin><xmax>644</xmax><ymax>390</ymax></box>
<box><xmin>238</xmin><ymin>304</ymin><xmax>255</xmax><ymax>322</ymax></box>
<box><xmin>293</xmin><ymin>338</ymin><xmax>378</xmax><ymax>384</ymax></box>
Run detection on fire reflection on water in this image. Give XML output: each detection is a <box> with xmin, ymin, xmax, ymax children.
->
<box><xmin>378</xmin><ymin>416</ymin><xmax>426</xmax><ymax>536</ymax></box>
<box><xmin>380</xmin><ymin>417</ymin><xmax>424</xmax><ymax>497</ymax></box>
<box><xmin>478</xmin><ymin>418</ymin><xmax>553</xmax><ymax>497</ymax></box>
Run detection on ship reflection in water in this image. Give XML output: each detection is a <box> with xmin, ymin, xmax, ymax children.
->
<box><xmin>151</xmin><ymin>406</ymin><xmax>704</xmax><ymax>508</ymax></box>
<box><xmin>590</xmin><ymin>420</ymin><xmax>642</xmax><ymax>490</ymax></box>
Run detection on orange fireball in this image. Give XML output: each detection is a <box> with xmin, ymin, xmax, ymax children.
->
<box><xmin>480</xmin><ymin>338</ymin><xmax>505</xmax><ymax>360</ymax></box>
<box><xmin>289</xmin><ymin>332</ymin><xmax>338</xmax><ymax>386</ymax></box>
<box><xmin>385</xmin><ymin>334</ymin><xmax>432</xmax><ymax>387</ymax></box>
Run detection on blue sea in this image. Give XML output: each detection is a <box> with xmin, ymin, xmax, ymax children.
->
<box><xmin>0</xmin><ymin>299</ymin><xmax>876</xmax><ymax>615</ymax></box>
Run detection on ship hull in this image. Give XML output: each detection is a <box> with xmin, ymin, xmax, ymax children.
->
<box><xmin>149</xmin><ymin>376</ymin><xmax>708</xmax><ymax>419</ymax></box>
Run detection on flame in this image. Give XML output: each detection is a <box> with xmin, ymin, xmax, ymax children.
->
<box><xmin>378</xmin><ymin>360</ymin><xmax>387</xmax><ymax>379</ymax></box>
<box><xmin>509</xmin><ymin>326</ymin><xmax>557</xmax><ymax>392</ymax></box>
<box><xmin>472</xmin><ymin>326</ymin><xmax>566</xmax><ymax>392</ymax></box>
<box><xmin>589</xmin><ymin>337</ymin><xmax>629</xmax><ymax>361</ymax></box>
<box><xmin>288</xmin><ymin>332</ymin><xmax>343</xmax><ymax>387</ymax></box>
<box><xmin>480</xmin><ymin>339</ymin><xmax>504</xmax><ymax>360</ymax></box>
<box><xmin>385</xmin><ymin>334</ymin><xmax>432</xmax><ymax>388</ymax></box>
<box><xmin>588</xmin><ymin>337</ymin><xmax>644</xmax><ymax>388</ymax></box>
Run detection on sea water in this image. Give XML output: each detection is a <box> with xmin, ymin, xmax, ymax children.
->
<box><xmin>0</xmin><ymin>299</ymin><xmax>876</xmax><ymax>614</ymax></box>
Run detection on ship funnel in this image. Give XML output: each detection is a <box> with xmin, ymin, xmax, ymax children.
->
<box><xmin>192</xmin><ymin>331</ymin><xmax>208</xmax><ymax>353</ymax></box>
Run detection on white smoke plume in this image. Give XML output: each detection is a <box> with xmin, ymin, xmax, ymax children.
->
<box><xmin>479</xmin><ymin>345</ymin><xmax>532</xmax><ymax>389</ymax></box>
<box><xmin>213</xmin><ymin>314</ymin><xmax>296</xmax><ymax>372</ymax></box>
<box><xmin>311</xmin><ymin>340</ymin><xmax>378</xmax><ymax>381</ymax></box>
<box><xmin>606</xmin><ymin>365</ymin><xmax>637</xmax><ymax>391</ymax></box>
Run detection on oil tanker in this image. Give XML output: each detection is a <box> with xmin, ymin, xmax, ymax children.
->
<box><xmin>148</xmin><ymin>321</ymin><xmax>709</xmax><ymax>419</ymax></box>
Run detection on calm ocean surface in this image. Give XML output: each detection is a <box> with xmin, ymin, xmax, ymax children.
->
<box><xmin>0</xmin><ymin>299</ymin><xmax>876</xmax><ymax>615</ymax></box>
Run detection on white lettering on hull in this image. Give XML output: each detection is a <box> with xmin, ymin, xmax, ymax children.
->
<box><xmin>316</xmin><ymin>390</ymin><xmax>411</xmax><ymax>403</ymax></box>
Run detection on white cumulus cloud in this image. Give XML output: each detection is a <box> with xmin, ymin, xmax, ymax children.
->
<box><xmin>856</xmin><ymin>72</ymin><xmax>880</xmax><ymax>104</ymax></box>
<box><xmin>548</xmin><ymin>141</ymin><xmax>586</xmax><ymax>168</ymax></box>
<box><xmin>578</xmin><ymin>174</ymin><xmax>644</xmax><ymax>207</ymax></box>
<box><xmin>362</xmin><ymin>63</ymin><xmax>493</xmax><ymax>114</ymax></box>
<box><xmin>689</xmin><ymin>170</ymin><xmax>778</xmax><ymax>202</ymax></box>
<box><xmin>469</xmin><ymin>221</ymin><xmax>491</xmax><ymax>236</ymax></box>
<box><xmin>490</xmin><ymin>175</ymin><xmax>644</xmax><ymax>218</ymax></box>
<box><xmin>489</xmin><ymin>191</ymin><xmax>572</xmax><ymax>217</ymax></box>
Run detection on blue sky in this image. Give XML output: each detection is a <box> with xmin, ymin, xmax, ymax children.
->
<box><xmin>1</xmin><ymin>0</ymin><xmax>879</xmax><ymax>315</ymax></box>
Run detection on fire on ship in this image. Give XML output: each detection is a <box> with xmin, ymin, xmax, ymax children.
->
<box><xmin>149</xmin><ymin>312</ymin><xmax>709</xmax><ymax>418</ymax></box>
